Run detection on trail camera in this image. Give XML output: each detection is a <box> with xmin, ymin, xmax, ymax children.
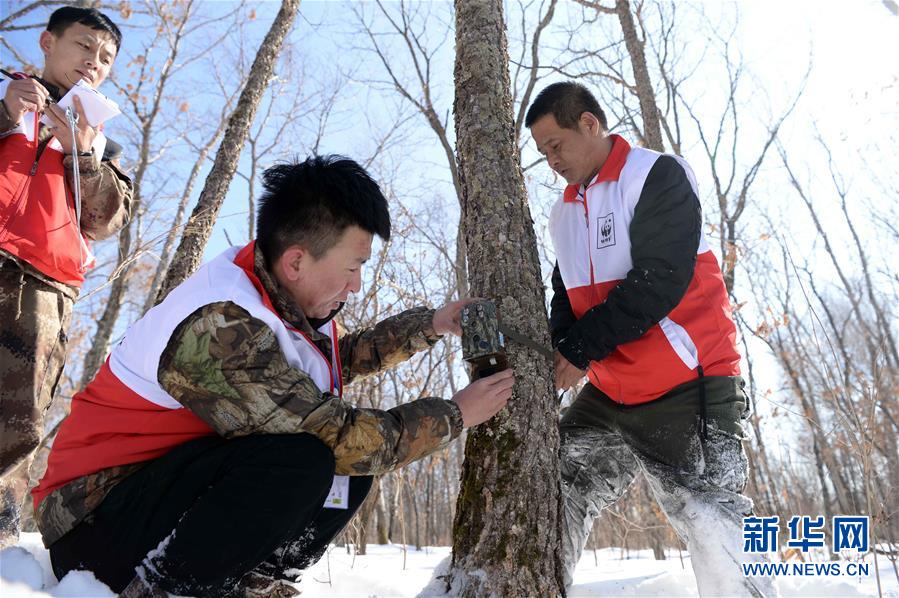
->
<box><xmin>461</xmin><ymin>299</ymin><xmax>509</xmax><ymax>379</ymax></box>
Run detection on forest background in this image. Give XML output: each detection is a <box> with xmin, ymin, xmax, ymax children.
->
<box><xmin>1</xmin><ymin>0</ymin><xmax>897</xmax><ymax>578</ymax></box>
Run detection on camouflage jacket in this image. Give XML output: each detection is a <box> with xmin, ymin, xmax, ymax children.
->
<box><xmin>37</xmin><ymin>245</ymin><xmax>462</xmax><ymax>545</ymax></box>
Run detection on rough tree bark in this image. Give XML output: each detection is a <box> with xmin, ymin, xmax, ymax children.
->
<box><xmin>447</xmin><ymin>0</ymin><xmax>564</xmax><ymax>595</ymax></box>
<box><xmin>155</xmin><ymin>0</ymin><xmax>301</xmax><ymax>303</ymax></box>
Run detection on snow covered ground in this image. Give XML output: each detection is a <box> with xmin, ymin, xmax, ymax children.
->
<box><xmin>2</xmin><ymin>533</ymin><xmax>896</xmax><ymax>597</ymax></box>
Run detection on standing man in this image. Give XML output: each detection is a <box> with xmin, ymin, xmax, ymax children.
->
<box><xmin>526</xmin><ymin>82</ymin><xmax>774</xmax><ymax>596</ymax></box>
<box><xmin>33</xmin><ymin>155</ymin><xmax>514</xmax><ymax>597</ymax></box>
<box><xmin>0</xmin><ymin>7</ymin><xmax>132</xmax><ymax>547</ymax></box>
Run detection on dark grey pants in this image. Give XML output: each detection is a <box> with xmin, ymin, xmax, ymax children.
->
<box><xmin>559</xmin><ymin>377</ymin><xmax>775</xmax><ymax>596</ymax></box>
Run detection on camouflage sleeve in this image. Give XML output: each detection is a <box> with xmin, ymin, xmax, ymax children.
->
<box><xmin>339</xmin><ymin>306</ymin><xmax>442</xmax><ymax>385</ymax></box>
<box><xmin>158</xmin><ymin>302</ymin><xmax>464</xmax><ymax>475</ymax></box>
<box><xmin>64</xmin><ymin>154</ymin><xmax>133</xmax><ymax>241</ymax></box>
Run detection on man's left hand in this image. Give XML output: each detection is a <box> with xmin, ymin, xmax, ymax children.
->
<box><xmin>554</xmin><ymin>349</ymin><xmax>585</xmax><ymax>391</ymax></box>
<box><xmin>432</xmin><ymin>298</ymin><xmax>477</xmax><ymax>336</ymax></box>
<box><xmin>44</xmin><ymin>96</ymin><xmax>97</xmax><ymax>156</ymax></box>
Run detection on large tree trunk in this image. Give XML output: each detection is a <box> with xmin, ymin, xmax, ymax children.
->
<box><xmin>155</xmin><ymin>0</ymin><xmax>301</xmax><ymax>304</ymax></box>
<box><xmin>447</xmin><ymin>1</ymin><xmax>564</xmax><ymax>595</ymax></box>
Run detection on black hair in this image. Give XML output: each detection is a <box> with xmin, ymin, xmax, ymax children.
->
<box><xmin>256</xmin><ymin>155</ymin><xmax>391</xmax><ymax>264</ymax></box>
<box><xmin>524</xmin><ymin>82</ymin><xmax>608</xmax><ymax>131</ymax></box>
<box><xmin>47</xmin><ymin>7</ymin><xmax>123</xmax><ymax>51</ymax></box>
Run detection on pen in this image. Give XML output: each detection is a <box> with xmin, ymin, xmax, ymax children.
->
<box><xmin>1</xmin><ymin>68</ymin><xmax>61</xmax><ymax>102</ymax></box>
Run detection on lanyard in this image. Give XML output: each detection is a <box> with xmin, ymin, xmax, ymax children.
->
<box><xmin>65</xmin><ymin>106</ymin><xmax>82</xmax><ymax>226</ymax></box>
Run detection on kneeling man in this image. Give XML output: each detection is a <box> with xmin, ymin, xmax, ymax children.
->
<box><xmin>33</xmin><ymin>156</ymin><xmax>513</xmax><ymax>596</ymax></box>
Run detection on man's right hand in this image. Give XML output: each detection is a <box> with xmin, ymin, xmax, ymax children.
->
<box><xmin>554</xmin><ymin>349</ymin><xmax>585</xmax><ymax>391</ymax></box>
<box><xmin>3</xmin><ymin>77</ymin><xmax>50</xmax><ymax>123</ymax></box>
<box><xmin>452</xmin><ymin>369</ymin><xmax>514</xmax><ymax>428</ymax></box>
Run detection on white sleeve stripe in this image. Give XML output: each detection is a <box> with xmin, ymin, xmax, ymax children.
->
<box><xmin>658</xmin><ymin>316</ymin><xmax>699</xmax><ymax>370</ymax></box>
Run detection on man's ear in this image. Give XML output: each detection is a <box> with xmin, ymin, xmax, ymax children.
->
<box><xmin>580</xmin><ymin>112</ymin><xmax>602</xmax><ymax>137</ymax></box>
<box><xmin>39</xmin><ymin>31</ymin><xmax>56</xmax><ymax>56</ymax></box>
<box><xmin>276</xmin><ymin>245</ymin><xmax>308</xmax><ymax>283</ymax></box>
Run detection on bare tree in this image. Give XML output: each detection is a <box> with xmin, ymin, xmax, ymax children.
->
<box><xmin>234</xmin><ymin>53</ymin><xmax>345</xmax><ymax>241</ymax></box>
<box><xmin>569</xmin><ymin>0</ymin><xmax>663</xmax><ymax>149</ymax></box>
<box><xmin>140</xmin><ymin>100</ymin><xmax>234</xmax><ymax>316</ymax></box>
<box><xmin>447</xmin><ymin>0</ymin><xmax>563</xmax><ymax>595</ymax></box>
<box><xmin>740</xmin><ymin>128</ymin><xmax>898</xmax><ymax>553</ymax></box>
<box><xmin>157</xmin><ymin>0</ymin><xmax>301</xmax><ymax>302</ymax></box>
<box><xmin>352</xmin><ymin>0</ymin><xmax>469</xmax><ymax>297</ymax></box>
<box><xmin>80</xmin><ymin>0</ymin><xmax>244</xmax><ymax>386</ymax></box>
<box><xmin>353</xmin><ymin>0</ymin><xmax>559</xmax><ymax>295</ymax></box>
<box><xmin>509</xmin><ymin>0</ymin><xmax>558</xmax><ymax>144</ymax></box>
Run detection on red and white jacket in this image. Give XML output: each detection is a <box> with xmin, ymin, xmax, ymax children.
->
<box><xmin>0</xmin><ymin>77</ymin><xmax>103</xmax><ymax>286</ymax></box>
<box><xmin>32</xmin><ymin>243</ymin><xmax>341</xmax><ymax>505</ymax></box>
<box><xmin>549</xmin><ymin>135</ymin><xmax>740</xmax><ymax>405</ymax></box>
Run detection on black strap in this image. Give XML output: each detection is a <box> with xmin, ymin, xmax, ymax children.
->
<box><xmin>496</xmin><ymin>320</ymin><xmax>554</xmax><ymax>360</ymax></box>
<box><xmin>697</xmin><ymin>365</ymin><xmax>708</xmax><ymax>440</ymax></box>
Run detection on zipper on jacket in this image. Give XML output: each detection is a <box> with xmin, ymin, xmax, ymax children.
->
<box><xmin>579</xmin><ymin>184</ymin><xmax>624</xmax><ymax>404</ymax></box>
<box><xmin>30</xmin><ymin>137</ymin><xmax>52</xmax><ymax>176</ymax></box>
<box><xmin>1</xmin><ymin>117</ymin><xmax>40</xmax><ymax>236</ymax></box>
<box><xmin>578</xmin><ymin>187</ymin><xmax>600</xmax><ymax>306</ymax></box>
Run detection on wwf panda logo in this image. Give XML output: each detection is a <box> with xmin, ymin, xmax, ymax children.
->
<box><xmin>597</xmin><ymin>213</ymin><xmax>616</xmax><ymax>249</ymax></box>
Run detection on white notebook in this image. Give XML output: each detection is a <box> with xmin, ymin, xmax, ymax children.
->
<box><xmin>42</xmin><ymin>80</ymin><xmax>121</xmax><ymax>128</ymax></box>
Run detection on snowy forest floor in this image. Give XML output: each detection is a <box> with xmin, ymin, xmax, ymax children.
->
<box><xmin>2</xmin><ymin>533</ymin><xmax>896</xmax><ymax>597</ymax></box>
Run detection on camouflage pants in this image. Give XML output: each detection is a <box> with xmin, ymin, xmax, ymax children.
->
<box><xmin>0</xmin><ymin>260</ymin><xmax>73</xmax><ymax>547</ymax></box>
<box><xmin>560</xmin><ymin>377</ymin><xmax>776</xmax><ymax>597</ymax></box>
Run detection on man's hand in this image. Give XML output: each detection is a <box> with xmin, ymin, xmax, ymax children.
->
<box><xmin>452</xmin><ymin>369</ymin><xmax>514</xmax><ymax>427</ymax></box>
<box><xmin>3</xmin><ymin>77</ymin><xmax>50</xmax><ymax>124</ymax></box>
<box><xmin>43</xmin><ymin>96</ymin><xmax>97</xmax><ymax>155</ymax></box>
<box><xmin>432</xmin><ymin>298</ymin><xmax>477</xmax><ymax>336</ymax></box>
<box><xmin>554</xmin><ymin>349</ymin><xmax>585</xmax><ymax>391</ymax></box>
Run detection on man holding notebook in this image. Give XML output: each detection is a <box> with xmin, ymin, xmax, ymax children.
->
<box><xmin>0</xmin><ymin>6</ymin><xmax>133</xmax><ymax>547</ymax></box>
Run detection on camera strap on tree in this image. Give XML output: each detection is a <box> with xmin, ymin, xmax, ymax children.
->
<box><xmin>496</xmin><ymin>320</ymin><xmax>553</xmax><ymax>360</ymax></box>
<box><xmin>461</xmin><ymin>299</ymin><xmax>553</xmax><ymax>380</ymax></box>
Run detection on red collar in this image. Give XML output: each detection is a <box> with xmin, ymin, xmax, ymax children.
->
<box><xmin>563</xmin><ymin>134</ymin><xmax>631</xmax><ymax>202</ymax></box>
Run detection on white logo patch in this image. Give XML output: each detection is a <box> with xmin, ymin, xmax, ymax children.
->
<box><xmin>597</xmin><ymin>213</ymin><xmax>616</xmax><ymax>249</ymax></box>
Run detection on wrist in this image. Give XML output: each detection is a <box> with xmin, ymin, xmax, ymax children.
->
<box><xmin>557</xmin><ymin>333</ymin><xmax>589</xmax><ymax>370</ymax></box>
<box><xmin>446</xmin><ymin>399</ymin><xmax>465</xmax><ymax>433</ymax></box>
<box><xmin>0</xmin><ymin>98</ymin><xmax>22</xmax><ymax>125</ymax></box>
<box><xmin>422</xmin><ymin>308</ymin><xmax>442</xmax><ymax>340</ymax></box>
